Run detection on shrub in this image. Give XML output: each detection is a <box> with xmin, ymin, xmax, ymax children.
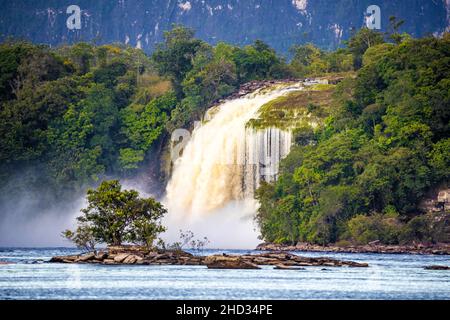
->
<box><xmin>346</xmin><ymin>213</ymin><xmax>402</xmax><ymax>245</ymax></box>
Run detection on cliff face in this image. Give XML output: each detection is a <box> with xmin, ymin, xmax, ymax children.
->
<box><xmin>0</xmin><ymin>0</ymin><xmax>448</xmax><ymax>54</ymax></box>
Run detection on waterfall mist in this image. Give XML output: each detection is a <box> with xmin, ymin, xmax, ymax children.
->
<box><xmin>0</xmin><ymin>164</ymin><xmax>162</xmax><ymax>247</ymax></box>
<box><xmin>0</xmin><ymin>168</ymin><xmax>85</xmax><ymax>247</ymax></box>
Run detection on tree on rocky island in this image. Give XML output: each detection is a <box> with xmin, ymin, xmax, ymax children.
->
<box><xmin>62</xmin><ymin>180</ymin><xmax>167</xmax><ymax>249</ymax></box>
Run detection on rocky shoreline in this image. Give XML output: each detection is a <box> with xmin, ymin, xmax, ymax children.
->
<box><xmin>48</xmin><ymin>245</ymin><xmax>369</xmax><ymax>269</ymax></box>
<box><xmin>256</xmin><ymin>242</ymin><xmax>450</xmax><ymax>255</ymax></box>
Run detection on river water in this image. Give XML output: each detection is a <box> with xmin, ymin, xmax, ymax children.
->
<box><xmin>0</xmin><ymin>248</ymin><xmax>449</xmax><ymax>300</ymax></box>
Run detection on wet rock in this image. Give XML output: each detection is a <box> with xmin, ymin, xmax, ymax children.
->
<box><xmin>344</xmin><ymin>261</ymin><xmax>369</xmax><ymax>268</ymax></box>
<box><xmin>205</xmin><ymin>255</ymin><xmax>261</xmax><ymax>269</ymax></box>
<box><xmin>424</xmin><ymin>265</ymin><xmax>450</xmax><ymax>270</ymax></box>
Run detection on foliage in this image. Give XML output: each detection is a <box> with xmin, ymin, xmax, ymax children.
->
<box><xmin>289</xmin><ymin>43</ymin><xmax>353</xmax><ymax>77</ymax></box>
<box><xmin>64</xmin><ymin>180</ymin><xmax>167</xmax><ymax>248</ymax></box>
<box><xmin>0</xmin><ymin>41</ymin><xmax>172</xmax><ymax>192</ymax></box>
<box><xmin>62</xmin><ymin>223</ymin><xmax>97</xmax><ymax>251</ymax></box>
<box><xmin>346</xmin><ymin>214</ymin><xmax>402</xmax><ymax>245</ymax></box>
<box><xmin>152</xmin><ymin>25</ymin><xmax>204</xmax><ymax>96</ymax></box>
<box><xmin>256</xmin><ymin>33</ymin><xmax>450</xmax><ymax>245</ymax></box>
<box><xmin>1</xmin><ymin>26</ymin><xmax>448</xmax><ymax>247</ymax></box>
<box><xmin>157</xmin><ymin>229</ymin><xmax>210</xmax><ymax>254</ymax></box>
<box><xmin>346</xmin><ymin>27</ymin><xmax>385</xmax><ymax>69</ymax></box>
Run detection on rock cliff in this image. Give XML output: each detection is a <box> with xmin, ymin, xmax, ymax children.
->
<box><xmin>1</xmin><ymin>0</ymin><xmax>448</xmax><ymax>54</ymax></box>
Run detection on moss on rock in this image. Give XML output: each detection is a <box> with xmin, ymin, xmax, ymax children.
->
<box><xmin>247</xmin><ymin>85</ymin><xmax>335</xmax><ymax>130</ymax></box>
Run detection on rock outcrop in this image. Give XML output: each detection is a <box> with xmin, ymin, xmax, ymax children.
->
<box><xmin>238</xmin><ymin>252</ymin><xmax>368</xmax><ymax>268</ymax></box>
<box><xmin>49</xmin><ymin>246</ymin><xmax>369</xmax><ymax>269</ymax></box>
<box><xmin>1</xmin><ymin>1</ymin><xmax>447</xmax><ymax>54</ymax></box>
<box><xmin>204</xmin><ymin>255</ymin><xmax>260</xmax><ymax>269</ymax></box>
<box><xmin>256</xmin><ymin>242</ymin><xmax>450</xmax><ymax>255</ymax></box>
<box><xmin>50</xmin><ymin>246</ymin><xmax>204</xmax><ymax>266</ymax></box>
<box><xmin>424</xmin><ymin>265</ymin><xmax>450</xmax><ymax>270</ymax></box>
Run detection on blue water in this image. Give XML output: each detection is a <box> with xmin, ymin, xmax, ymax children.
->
<box><xmin>0</xmin><ymin>248</ymin><xmax>449</xmax><ymax>300</ymax></box>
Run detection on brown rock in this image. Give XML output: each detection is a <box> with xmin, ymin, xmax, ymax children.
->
<box><xmin>49</xmin><ymin>255</ymin><xmax>78</xmax><ymax>263</ymax></box>
<box><xmin>256</xmin><ymin>242</ymin><xmax>450</xmax><ymax>255</ymax></box>
<box><xmin>103</xmin><ymin>259</ymin><xmax>116</xmax><ymax>265</ymax></box>
<box><xmin>424</xmin><ymin>265</ymin><xmax>450</xmax><ymax>270</ymax></box>
<box><xmin>204</xmin><ymin>255</ymin><xmax>260</xmax><ymax>269</ymax></box>
<box><xmin>113</xmin><ymin>253</ymin><xmax>130</xmax><ymax>263</ymax></box>
<box><xmin>346</xmin><ymin>261</ymin><xmax>369</xmax><ymax>267</ymax></box>
<box><xmin>123</xmin><ymin>255</ymin><xmax>143</xmax><ymax>264</ymax></box>
<box><xmin>274</xmin><ymin>264</ymin><xmax>305</xmax><ymax>270</ymax></box>
<box><xmin>95</xmin><ymin>252</ymin><xmax>108</xmax><ymax>260</ymax></box>
<box><xmin>76</xmin><ymin>252</ymin><xmax>96</xmax><ymax>262</ymax></box>
<box><xmin>62</xmin><ymin>259</ymin><xmax>76</xmax><ymax>263</ymax></box>
<box><xmin>108</xmin><ymin>245</ymin><xmax>150</xmax><ymax>255</ymax></box>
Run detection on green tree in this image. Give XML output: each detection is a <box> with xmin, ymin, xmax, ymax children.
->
<box><xmin>65</xmin><ymin>180</ymin><xmax>167</xmax><ymax>247</ymax></box>
<box><xmin>347</xmin><ymin>27</ymin><xmax>385</xmax><ymax>69</ymax></box>
<box><xmin>152</xmin><ymin>25</ymin><xmax>204</xmax><ymax>96</ymax></box>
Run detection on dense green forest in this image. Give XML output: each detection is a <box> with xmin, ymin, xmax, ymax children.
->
<box><xmin>0</xmin><ymin>24</ymin><xmax>448</xmax><ymax>245</ymax></box>
<box><xmin>256</xmin><ymin>32</ymin><xmax>450</xmax><ymax>246</ymax></box>
<box><xmin>0</xmin><ymin>24</ymin><xmax>355</xmax><ymax>193</ymax></box>
<box><xmin>0</xmin><ymin>26</ymin><xmax>292</xmax><ymax>193</ymax></box>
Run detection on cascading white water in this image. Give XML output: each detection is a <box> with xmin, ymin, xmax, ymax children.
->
<box><xmin>243</xmin><ymin>127</ymin><xmax>293</xmax><ymax>198</ymax></box>
<box><xmin>163</xmin><ymin>83</ymin><xmax>302</xmax><ymax>248</ymax></box>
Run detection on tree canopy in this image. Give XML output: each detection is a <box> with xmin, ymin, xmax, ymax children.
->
<box><xmin>256</xmin><ymin>33</ymin><xmax>450</xmax><ymax>245</ymax></box>
<box><xmin>63</xmin><ymin>180</ymin><xmax>167</xmax><ymax>248</ymax></box>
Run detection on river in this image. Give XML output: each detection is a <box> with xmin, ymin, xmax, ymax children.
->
<box><xmin>0</xmin><ymin>248</ymin><xmax>449</xmax><ymax>300</ymax></box>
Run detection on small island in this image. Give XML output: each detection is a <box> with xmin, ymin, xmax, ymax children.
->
<box><xmin>51</xmin><ymin>180</ymin><xmax>369</xmax><ymax>269</ymax></box>
<box><xmin>50</xmin><ymin>245</ymin><xmax>369</xmax><ymax>269</ymax></box>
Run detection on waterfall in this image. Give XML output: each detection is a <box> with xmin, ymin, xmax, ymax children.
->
<box><xmin>163</xmin><ymin>83</ymin><xmax>301</xmax><ymax>248</ymax></box>
<box><xmin>243</xmin><ymin>127</ymin><xmax>293</xmax><ymax>198</ymax></box>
